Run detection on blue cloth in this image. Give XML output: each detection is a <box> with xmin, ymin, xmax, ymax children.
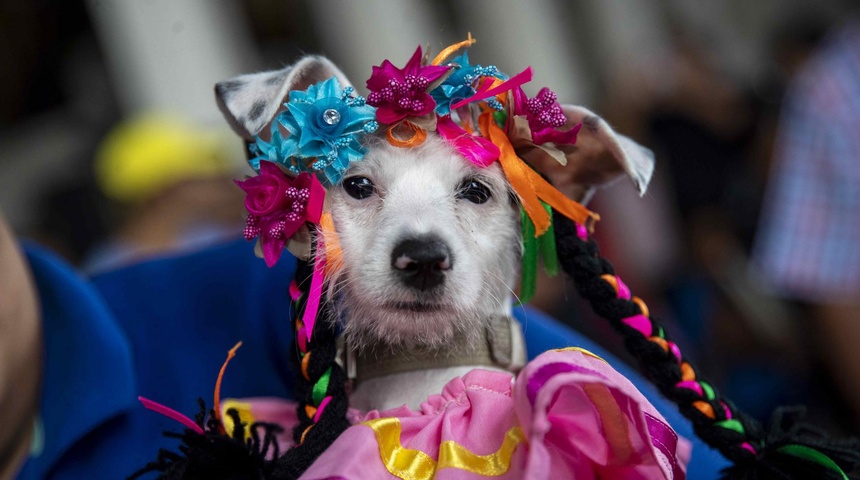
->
<box><xmin>18</xmin><ymin>239</ymin><xmax>728</xmax><ymax>478</ymax></box>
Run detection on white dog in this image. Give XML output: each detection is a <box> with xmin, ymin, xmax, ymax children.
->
<box><xmin>216</xmin><ymin>55</ymin><xmax>654</xmax><ymax>414</ymax></box>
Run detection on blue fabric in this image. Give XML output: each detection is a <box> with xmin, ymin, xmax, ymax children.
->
<box><xmin>18</xmin><ymin>239</ymin><xmax>728</xmax><ymax>478</ymax></box>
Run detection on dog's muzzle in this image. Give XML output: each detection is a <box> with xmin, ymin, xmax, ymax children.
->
<box><xmin>391</xmin><ymin>235</ymin><xmax>453</xmax><ymax>291</ymax></box>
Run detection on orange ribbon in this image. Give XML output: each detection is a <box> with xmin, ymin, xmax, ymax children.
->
<box><xmin>213</xmin><ymin>341</ymin><xmax>243</xmax><ymax>430</ymax></box>
<box><xmin>387</xmin><ymin>121</ymin><xmax>427</xmax><ymax>148</ymax></box>
<box><xmin>319</xmin><ymin>212</ymin><xmax>343</xmax><ymax>276</ymax></box>
<box><xmin>479</xmin><ymin>112</ymin><xmax>598</xmax><ymax>236</ymax></box>
<box><xmin>431</xmin><ymin>33</ymin><xmax>477</xmax><ymax>66</ymax></box>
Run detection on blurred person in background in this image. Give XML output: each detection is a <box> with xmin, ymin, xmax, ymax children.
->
<box><xmin>84</xmin><ymin>113</ymin><xmax>246</xmax><ymax>274</ymax></box>
<box><xmin>753</xmin><ymin>15</ymin><xmax>860</xmax><ymax>431</ymax></box>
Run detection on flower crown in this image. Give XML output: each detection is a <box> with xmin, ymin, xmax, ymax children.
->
<box><xmin>236</xmin><ymin>35</ymin><xmax>598</xmax><ymax>305</ymax></box>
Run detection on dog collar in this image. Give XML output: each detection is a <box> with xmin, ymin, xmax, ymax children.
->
<box><xmin>341</xmin><ymin>315</ymin><xmax>525</xmax><ymax>384</ymax></box>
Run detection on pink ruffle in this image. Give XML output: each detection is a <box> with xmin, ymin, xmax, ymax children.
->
<box><xmin>298</xmin><ymin>349</ymin><xmax>689</xmax><ymax>479</ymax></box>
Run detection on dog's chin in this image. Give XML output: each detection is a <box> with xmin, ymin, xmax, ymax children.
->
<box><xmin>340</xmin><ymin>296</ymin><xmax>482</xmax><ymax>351</ymax></box>
<box><xmin>384</xmin><ymin>301</ymin><xmax>446</xmax><ymax>313</ymax></box>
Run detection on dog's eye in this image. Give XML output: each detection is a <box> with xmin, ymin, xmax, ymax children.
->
<box><xmin>457</xmin><ymin>179</ymin><xmax>492</xmax><ymax>204</ymax></box>
<box><xmin>343</xmin><ymin>176</ymin><xmax>375</xmax><ymax>199</ymax></box>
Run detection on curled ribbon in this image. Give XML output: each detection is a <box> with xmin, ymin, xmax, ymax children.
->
<box><xmin>387</xmin><ymin>121</ymin><xmax>427</xmax><ymax>148</ymax></box>
<box><xmin>479</xmin><ymin>112</ymin><xmax>598</xmax><ymax>236</ymax></box>
<box><xmin>431</xmin><ymin>33</ymin><xmax>477</xmax><ymax>66</ymax></box>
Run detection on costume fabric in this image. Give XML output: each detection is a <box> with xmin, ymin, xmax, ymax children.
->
<box><xmin>296</xmin><ymin>349</ymin><xmax>690</xmax><ymax>479</ymax></box>
<box><xmin>753</xmin><ymin>19</ymin><xmax>860</xmax><ymax>303</ymax></box>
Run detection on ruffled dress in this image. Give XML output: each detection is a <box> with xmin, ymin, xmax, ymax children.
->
<box><xmin>289</xmin><ymin>348</ymin><xmax>690</xmax><ymax>479</ymax></box>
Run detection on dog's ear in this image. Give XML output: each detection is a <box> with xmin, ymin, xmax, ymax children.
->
<box><xmin>215</xmin><ymin>56</ymin><xmax>352</xmax><ymax>140</ymax></box>
<box><xmin>524</xmin><ymin>105</ymin><xmax>655</xmax><ymax>203</ymax></box>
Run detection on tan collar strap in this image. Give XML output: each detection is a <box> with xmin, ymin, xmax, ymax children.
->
<box><xmin>344</xmin><ymin>315</ymin><xmax>520</xmax><ymax>384</ymax></box>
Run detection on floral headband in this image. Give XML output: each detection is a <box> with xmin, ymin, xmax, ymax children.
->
<box><xmin>235</xmin><ymin>36</ymin><xmax>600</xmax><ymax>329</ymax></box>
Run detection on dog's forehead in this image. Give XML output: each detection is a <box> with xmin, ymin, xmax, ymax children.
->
<box><xmin>351</xmin><ymin>135</ymin><xmax>480</xmax><ymax>186</ymax></box>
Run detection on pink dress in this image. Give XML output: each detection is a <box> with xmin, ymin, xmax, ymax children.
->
<box><xmin>232</xmin><ymin>348</ymin><xmax>690</xmax><ymax>479</ymax></box>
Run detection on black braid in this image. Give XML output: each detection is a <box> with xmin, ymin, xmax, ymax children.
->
<box><xmin>553</xmin><ymin>212</ymin><xmax>860</xmax><ymax>479</ymax></box>
<box><xmin>270</xmin><ymin>235</ymin><xmax>350</xmax><ymax>478</ymax></box>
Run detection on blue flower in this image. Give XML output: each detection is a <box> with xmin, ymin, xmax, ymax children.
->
<box><xmin>430</xmin><ymin>53</ymin><xmax>507</xmax><ymax>116</ymax></box>
<box><xmin>251</xmin><ymin>77</ymin><xmax>377</xmax><ymax>185</ymax></box>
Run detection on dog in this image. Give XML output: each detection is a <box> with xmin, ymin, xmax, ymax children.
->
<box><xmin>216</xmin><ymin>55</ymin><xmax>653</xmax><ymax>414</ymax></box>
<box><xmin>200</xmin><ymin>52</ymin><xmax>694</xmax><ymax>480</ymax></box>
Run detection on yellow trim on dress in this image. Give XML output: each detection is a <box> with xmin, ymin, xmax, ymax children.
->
<box><xmin>361</xmin><ymin>417</ymin><xmax>525</xmax><ymax>479</ymax></box>
<box><xmin>553</xmin><ymin>346</ymin><xmax>609</xmax><ymax>364</ymax></box>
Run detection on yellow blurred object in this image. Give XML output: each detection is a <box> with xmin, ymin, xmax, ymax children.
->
<box><xmin>96</xmin><ymin>114</ymin><xmax>233</xmax><ymax>202</ymax></box>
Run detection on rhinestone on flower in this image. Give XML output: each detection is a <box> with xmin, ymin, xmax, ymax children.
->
<box><xmin>322</xmin><ymin>108</ymin><xmax>341</xmax><ymax>125</ymax></box>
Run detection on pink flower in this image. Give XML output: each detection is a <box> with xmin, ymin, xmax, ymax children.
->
<box><xmin>510</xmin><ymin>86</ymin><xmax>580</xmax><ymax>146</ymax></box>
<box><xmin>366</xmin><ymin>46</ymin><xmax>450</xmax><ymax>125</ymax></box>
<box><xmin>237</xmin><ymin>161</ymin><xmax>291</xmax><ymax>216</ymax></box>
<box><xmin>235</xmin><ymin>162</ymin><xmax>325</xmax><ymax>267</ymax></box>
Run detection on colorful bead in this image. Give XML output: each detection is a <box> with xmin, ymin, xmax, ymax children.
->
<box><xmin>716</xmin><ymin>419</ymin><xmax>746</xmax><ymax>434</ymax></box>
<box><xmin>632</xmin><ymin>296</ymin><xmax>649</xmax><ymax>317</ymax></box>
<box><xmin>364</xmin><ymin>121</ymin><xmax>379</xmax><ymax>133</ymax></box>
<box><xmin>692</xmin><ymin>400</ymin><xmax>716</xmax><ymax>419</ymax></box>
<box><xmin>740</xmin><ymin>442</ymin><xmax>757</xmax><ymax>455</ymax></box>
<box><xmin>677</xmin><ymin>380</ymin><xmax>704</xmax><ymax>396</ymax></box>
<box><xmin>313</xmin><ymin>396</ymin><xmax>332</xmax><ymax>422</ymax></box>
<box><xmin>622</xmin><ymin>314</ymin><xmax>652</xmax><ymax>337</ymax></box>
<box><xmin>720</xmin><ymin>401</ymin><xmax>732</xmax><ymax>420</ymax></box>
<box><xmin>680</xmin><ymin>362</ymin><xmax>696</xmax><ymax>382</ymax></box>
<box><xmin>668</xmin><ymin>341</ymin><xmax>682</xmax><ymax>364</ymax></box>
<box><xmin>700</xmin><ymin>381</ymin><xmax>716</xmax><ymax>400</ymax></box>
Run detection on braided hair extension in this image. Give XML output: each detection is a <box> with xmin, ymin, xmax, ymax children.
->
<box><xmin>270</xmin><ymin>236</ymin><xmax>350</xmax><ymax>479</ymax></box>
<box><xmin>552</xmin><ymin>212</ymin><xmax>860</xmax><ymax>479</ymax></box>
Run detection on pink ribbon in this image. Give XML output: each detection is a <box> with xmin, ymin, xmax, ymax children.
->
<box><xmin>436</xmin><ymin>115</ymin><xmax>499</xmax><ymax>167</ymax></box>
<box><xmin>138</xmin><ymin>396</ymin><xmax>204</xmax><ymax>434</ymax></box>
<box><xmin>303</xmin><ymin>238</ymin><xmax>327</xmax><ymax>342</ymax></box>
<box><xmin>450</xmin><ymin>67</ymin><xmax>534</xmax><ymax>110</ymax></box>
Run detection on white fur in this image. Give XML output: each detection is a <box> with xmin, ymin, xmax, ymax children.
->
<box><xmin>324</xmin><ymin>136</ymin><xmax>523</xmax><ymax>410</ymax></box>
<box><xmin>327</xmin><ymin>136</ymin><xmax>520</xmax><ymax>352</ymax></box>
<box><xmin>215</xmin><ymin>56</ymin><xmax>655</xmax><ymax>413</ymax></box>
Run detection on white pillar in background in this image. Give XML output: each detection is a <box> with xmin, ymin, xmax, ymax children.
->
<box><xmin>451</xmin><ymin>0</ymin><xmax>589</xmax><ymax>103</ymax></box>
<box><xmin>307</xmin><ymin>0</ymin><xmax>453</xmax><ymax>89</ymax></box>
<box><xmin>586</xmin><ymin>0</ymin><xmax>675</xmax><ymax>95</ymax></box>
<box><xmin>85</xmin><ymin>0</ymin><xmax>260</xmax><ymax>126</ymax></box>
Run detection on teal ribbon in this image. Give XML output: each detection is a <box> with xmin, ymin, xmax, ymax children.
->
<box><xmin>776</xmin><ymin>444</ymin><xmax>849</xmax><ymax>480</ymax></box>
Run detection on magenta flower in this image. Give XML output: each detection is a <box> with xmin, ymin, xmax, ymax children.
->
<box><xmin>366</xmin><ymin>46</ymin><xmax>450</xmax><ymax>125</ymax></box>
<box><xmin>510</xmin><ymin>86</ymin><xmax>580</xmax><ymax>146</ymax></box>
<box><xmin>235</xmin><ymin>161</ymin><xmax>325</xmax><ymax>267</ymax></box>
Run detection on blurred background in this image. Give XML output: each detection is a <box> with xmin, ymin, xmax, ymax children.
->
<box><xmin>1</xmin><ymin>0</ymin><xmax>858</xmax><ymax>435</ymax></box>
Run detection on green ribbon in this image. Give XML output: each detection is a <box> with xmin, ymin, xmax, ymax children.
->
<box><xmin>538</xmin><ymin>203</ymin><xmax>559</xmax><ymax>276</ymax></box>
<box><xmin>715</xmin><ymin>419</ymin><xmax>745</xmax><ymax>434</ymax></box>
<box><xmin>493</xmin><ymin>110</ymin><xmax>508</xmax><ymax>128</ymax></box>
<box><xmin>518</xmin><ymin>202</ymin><xmax>561</xmax><ymax>305</ymax></box>
<box><xmin>777</xmin><ymin>444</ymin><xmax>848</xmax><ymax>480</ymax></box>
<box><xmin>700</xmin><ymin>381</ymin><xmax>716</xmax><ymax>401</ymax></box>
<box><xmin>312</xmin><ymin>367</ymin><xmax>332</xmax><ymax>406</ymax></box>
<box><xmin>518</xmin><ymin>207</ymin><xmax>538</xmax><ymax>305</ymax></box>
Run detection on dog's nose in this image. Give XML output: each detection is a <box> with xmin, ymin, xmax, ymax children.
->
<box><xmin>391</xmin><ymin>236</ymin><xmax>453</xmax><ymax>291</ymax></box>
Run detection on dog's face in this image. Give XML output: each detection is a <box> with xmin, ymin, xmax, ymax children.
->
<box><xmin>216</xmin><ymin>56</ymin><xmax>654</xmax><ymax>351</ymax></box>
<box><xmin>327</xmin><ymin>135</ymin><xmax>519</xmax><ymax>349</ymax></box>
